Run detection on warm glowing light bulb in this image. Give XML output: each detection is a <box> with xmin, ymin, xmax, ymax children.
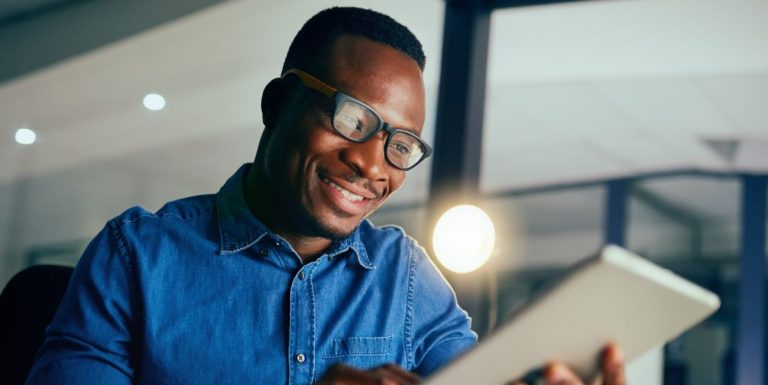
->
<box><xmin>432</xmin><ymin>204</ymin><xmax>496</xmax><ymax>273</ymax></box>
<box><xmin>15</xmin><ymin>128</ymin><xmax>37</xmax><ymax>145</ymax></box>
<box><xmin>143</xmin><ymin>93</ymin><xmax>166</xmax><ymax>111</ymax></box>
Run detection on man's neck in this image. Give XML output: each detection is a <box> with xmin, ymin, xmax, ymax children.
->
<box><xmin>244</xmin><ymin>165</ymin><xmax>332</xmax><ymax>263</ymax></box>
<box><xmin>275</xmin><ymin>233</ymin><xmax>333</xmax><ymax>263</ymax></box>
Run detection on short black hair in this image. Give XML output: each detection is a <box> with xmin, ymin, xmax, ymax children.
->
<box><xmin>282</xmin><ymin>7</ymin><xmax>426</xmax><ymax>74</ymax></box>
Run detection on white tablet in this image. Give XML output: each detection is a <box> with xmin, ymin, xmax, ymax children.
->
<box><xmin>424</xmin><ymin>245</ymin><xmax>721</xmax><ymax>385</ymax></box>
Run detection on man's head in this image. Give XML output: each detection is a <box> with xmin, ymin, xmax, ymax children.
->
<box><xmin>281</xmin><ymin>7</ymin><xmax>425</xmax><ymax>75</ymax></box>
<box><xmin>254</xmin><ymin>7</ymin><xmax>427</xmax><ymax>241</ymax></box>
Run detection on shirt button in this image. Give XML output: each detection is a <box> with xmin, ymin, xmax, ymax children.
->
<box><xmin>259</xmin><ymin>249</ymin><xmax>268</xmax><ymax>257</ymax></box>
<box><xmin>298</xmin><ymin>271</ymin><xmax>305</xmax><ymax>280</ymax></box>
<box><xmin>296</xmin><ymin>353</ymin><xmax>305</xmax><ymax>363</ymax></box>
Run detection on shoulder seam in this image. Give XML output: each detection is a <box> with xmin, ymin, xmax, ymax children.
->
<box><xmin>119</xmin><ymin>208</ymin><xmax>215</xmax><ymax>224</ymax></box>
<box><xmin>107</xmin><ymin>219</ymin><xmax>143</xmax><ymax>340</ymax></box>
<box><xmin>378</xmin><ymin>223</ymin><xmax>405</xmax><ymax>232</ymax></box>
<box><xmin>404</xmin><ymin>239</ymin><xmax>417</xmax><ymax>369</ymax></box>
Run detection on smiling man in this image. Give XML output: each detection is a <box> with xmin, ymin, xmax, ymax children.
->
<box><xmin>27</xmin><ymin>7</ymin><xmax>624</xmax><ymax>385</ymax></box>
<box><xmin>26</xmin><ymin>7</ymin><xmax>475</xmax><ymax>385</ymax></box>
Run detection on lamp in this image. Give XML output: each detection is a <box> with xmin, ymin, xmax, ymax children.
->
<box><xmin>432</xmin><ymin>204</ymin><xmax>496</xmax><ymax>273</ymax></box>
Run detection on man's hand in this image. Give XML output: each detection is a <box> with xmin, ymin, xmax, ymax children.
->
<box><xmin>511</xmin><ymin>343</ymin><xmax>626</xmax><ymax>385</ymax></box>
<box><xmin>316</xmin><ymin>363</ymin><xmax>422</xmax><ymax>385</ymax></box>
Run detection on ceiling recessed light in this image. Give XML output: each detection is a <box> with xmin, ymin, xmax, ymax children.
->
<box><xmin>15</xmin><ymin>128</ymin><xmax>37</xmax><ymax>145</ymax></box>
<box><xmin>143</xmin><ymin>93</ymin><xmax>166</xmax><ymax>111</ymax></box>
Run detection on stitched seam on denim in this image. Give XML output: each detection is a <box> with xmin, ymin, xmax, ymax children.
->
<box><xmin>218</xmin><ymin>222</ymin><xmax>268</xmax><ymax>254</ymax></box>
<box><xmin>309</xmin><ymin>263</ymin><xmax>318</xmax><ymax>384</ymax></box>
<box><xmin>215</xmin><ymin>194</ymin><xmax>264</xmax><ymax>254</ymax></box>
<box><xmin>404</xmin><ymin>239</ymin><xmax>417</xmax><ymax>370</ymax></box>
<box><xmin>324</xmin><ymin>352</ymin><xmax>391</xmax><ymax>358</ymax></box>
<box><xmin>326</xmin><ymin>247</ymin><xmax>349</xmax><ymax>258</ymax></box>
<box><xmin>330</xmin><ymin>336</ymin><xmax>393</xmax><ymax>340</ymax></box>
<box><xmin>120</xmin><ymin>209</ymin><xmax>214</xmax><ymax>225</ymax></box>
<box><xmin>108</xmin><ymin>219</ymin><xmax>143</xmax><ymax>358</ymax></box>
<box><xmin>379</xmin><ymin>224</ymin><xmax>406</xmax><ymax>234</ymax></box>
<box><xmin>119</xmin><ymin>214</ymin><xmax>155</xmax><ymax>224</ymax></box>
<box><xmin>323</xmin><ymin>335</ymin><xmax>394</xmax><ymax>358</ymax></box>
<box><xmin>157</xmin><ymin>211</ymin><xmax>214</xmax><ymax>222</ymax></box>
<box><xmin>352</xmin><ymin>242</ymin><xmax>374</xmax><ymax>270</ymax></box>
<box><xmin>288</xmin><ymin>274</ymin><xmax>296</xmax><ymax>385</ymax></box>
<box><xmin>224</xmin><ymin>236</ymin><xmax>266</xmax><ymax>253</ymax></box>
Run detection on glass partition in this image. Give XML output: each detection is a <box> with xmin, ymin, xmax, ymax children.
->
<box><xmin>627</xmin><ymin>175</ymin><xmax>739</xmax><ymax>385</ymax></box>
<box><xmin>370</xmin><ymin>173</ymin><xmax>747</xmax><ymax>384</ymax></box>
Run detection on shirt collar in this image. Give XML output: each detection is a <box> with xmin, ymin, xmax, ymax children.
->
<box><xmin>216</xmin><ymin>164</ymin><xmax>374</xmax><ymax>269</ymax></box>
<box><xmin>216</xmin><ymin>164</ymin><xmax>270</xmax><ymax>254</ymax></box>
<box><xmin>326</xmin><ymin>225</ymin><xmax>374</xmax><ymax>270</ymax></box>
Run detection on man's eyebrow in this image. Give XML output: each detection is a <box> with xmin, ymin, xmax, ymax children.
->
<box><xmin>389</xmin><ymin>124</ymin><xmax>422</xmax><ymax>136</ymax></box>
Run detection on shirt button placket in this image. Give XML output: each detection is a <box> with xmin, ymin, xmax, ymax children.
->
<box><xmin>289</xmin><ymin>266</ymin><xmax>313</xmax><ymax>385</ymax></box>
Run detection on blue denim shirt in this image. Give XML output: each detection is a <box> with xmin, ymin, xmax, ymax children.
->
<box><xmin>26</xmin><ymin>164</ymin><xmax>477</xmax><ymax>385</ymax></box>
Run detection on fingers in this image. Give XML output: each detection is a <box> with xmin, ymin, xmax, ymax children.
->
<box><xmin>510</xmin><ymin>343</ymin><xmax>626</xmax><ymax>385</ymax></box>
<box><xmin>508</xmin><ymin>364</ymin><xmax>584</xmax><ymax>385</ymax></box>
<box><xmin>317</xmin><ymin>364</ymin><xmax>377</xmax><ymax>385</ymax></box>
<box><xmin>543</xmin><ymin>362</ymin><xmax>585</xmax><ymax>385</ymax></box>
<box><xmin>600</xmin><ymin>343</ymin><xmax>626</xmax><ymax>385</ymax></box>
<box><xmin>317</xmin><ymin>363</ymin><xmax>421</xmax><ymax>385</ymax></box>
<box><xmin>369</xmin><ymin>363</ymin><xmax>422</xmax><ymax>385</ymax></box>
<box><xmin>507</xmin><ymin>367</ymin><xmax>544</xmax><ymax>385</ymax></box>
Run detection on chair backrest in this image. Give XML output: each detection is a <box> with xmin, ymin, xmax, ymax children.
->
<box><xmin>0</xmin><ymin>264</ymin><xmax>74</xmax><ymax>385</ymax></box>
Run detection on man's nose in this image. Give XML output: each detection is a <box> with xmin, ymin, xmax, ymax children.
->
<box><xmin>341</xmin><ymin>133</ymin><xmax>389</xmax><ymax>182</ymax></box>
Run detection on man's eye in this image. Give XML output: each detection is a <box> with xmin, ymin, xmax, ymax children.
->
<box><xmin>392</xmin><ymin>142</ymin><xmax>411</xmax><ymax>155</ymax></box>
<box><xmin>337</xmin><ymin>113</ymin><xmax>360</xmax><ymax>130</ymax></box>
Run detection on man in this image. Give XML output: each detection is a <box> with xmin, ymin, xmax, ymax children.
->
<box><xmin>26</xmin><ymin>7</ymin><xmax>625</xmax><ymax>385</ymax></box>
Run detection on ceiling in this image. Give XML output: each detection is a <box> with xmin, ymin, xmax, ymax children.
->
<box><xmin>0</xmin><ymin>0</ymin><xmax>72</xmax><ymax>23</ymax></box>
<box><xmin>482</xmin><ymin>0</ymin><xmax>768</xmax><ymax>192</ymax></box>
<box><xmin>1</xmin><ymin>0</ymin><xmax>767</xmax><ymax>210</ymax></box>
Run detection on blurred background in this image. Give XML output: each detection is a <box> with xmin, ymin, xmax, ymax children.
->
<box><xmin>1</xmin><ymin>0</ymin><xmax>767</xmax><ymax>384</ymax></box>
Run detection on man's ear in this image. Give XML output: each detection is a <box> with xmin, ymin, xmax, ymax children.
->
<box><xmin>261</xmin><ymin>77</ymin><xmax>289</xmax><ymax>128</ymax></box>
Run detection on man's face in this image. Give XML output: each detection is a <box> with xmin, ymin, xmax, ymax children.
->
<box><xmin>263</xmin><ymin>35</ymin><xmax>426</xmax><ymax>240</ymax></box>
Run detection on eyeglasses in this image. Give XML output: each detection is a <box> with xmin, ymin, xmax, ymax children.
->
<box><xmin>281</xmin><ymin>68</ymin><xmax>433</xmax><ymax>171</ymax></box>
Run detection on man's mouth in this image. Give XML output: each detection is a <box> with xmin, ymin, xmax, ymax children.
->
<box><xmin>321</xmin><ymin>177</ymin><xmax>366</xmax><ymax>202</ymax></box>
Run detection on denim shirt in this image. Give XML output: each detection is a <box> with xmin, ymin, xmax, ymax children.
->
<box><xmin>26</xmin><ymin>164</ymin><xmax>477</xmax><ymax>385</ymax></box>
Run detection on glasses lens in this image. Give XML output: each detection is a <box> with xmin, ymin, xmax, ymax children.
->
<box><xmin>387</xmin><ymin>131</ymin><xmax>426</xmax><ymax>169</ymax></box>
<box><xmin>333</xmin><ymin>101</ymin><xmax>379</xmax><ymax>141</ymax></box>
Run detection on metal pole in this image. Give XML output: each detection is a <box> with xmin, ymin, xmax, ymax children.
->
<box><xmin>604</xmin><ymin>178</ymin><xmax>630</xmax><ymax>246</ymax></box>
<box><xmin>736</xmin><ymin>175</ymin><xmax>767</xmax><ymax>385</ymax></box>
<box><xmin>428</xmin><ymin>0</ymin><xmax>491</xmax><ymax>211</ymax></box>
<box><xmin>428</xmin><ymin>0</ymin><xmax>492</xmax><ymax>337</ymax></box>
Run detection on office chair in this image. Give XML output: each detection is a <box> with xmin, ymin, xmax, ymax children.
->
<box><xmin>0</xmin><ymin>264</ymin><xmax>74</xmax><ymax>385</ymax></box>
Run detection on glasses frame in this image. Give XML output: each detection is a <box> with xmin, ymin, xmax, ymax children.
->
<box><xmin>281</xmin><ymin>68</ymin><xmax>433</xmax><ymax>171</ymax></box>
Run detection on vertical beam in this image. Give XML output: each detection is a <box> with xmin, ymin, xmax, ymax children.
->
<box><xmin>736</xmin><ymin>175</ymin><xmax>767</xmax><ymax>385</ymax></box>
<box><xmin>605</xmin><ymin>179</ymin><xmax>630</xmax><ymax>246</ymax></box>
<box><xmin>427</xmin><ymin>0</ymin><xmax>491</xmax><ymax>338</ymax></box>
<box><xmin>491</xmin><ymin>0</ymin><xmax>590</xmax><ymax>8</ymax></box>
<box><xmin>428</xmin><ymin>0</ymin><xmax>491</xmax><ymax>210</ymax></box>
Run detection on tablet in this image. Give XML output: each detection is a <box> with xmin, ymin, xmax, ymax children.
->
<box><xmin>423</xmin><ymin>245</ymin><xmax>721</xmax><ymax>385</ymax></box>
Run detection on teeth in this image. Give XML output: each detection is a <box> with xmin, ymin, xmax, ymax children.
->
<box><xmin>322</xmin><ymin>177</ymin><xmax>365</xmax><ymax>202</ymax></box>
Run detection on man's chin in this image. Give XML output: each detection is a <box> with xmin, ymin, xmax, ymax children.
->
<box><xmin>310</xmin><ymin>218</ymin><xmax>359</xmax><ymax>241</ymax></box>
<box><xmin>297</xmin><ymin>207</ymin><xmax>361</xmax><ymax>241</ymax></box>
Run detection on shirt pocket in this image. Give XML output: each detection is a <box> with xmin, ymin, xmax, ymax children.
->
<box><xmin>324</xmin><ymin>335</ymin><xmax>393</xmax><ymax>359</ymax></box>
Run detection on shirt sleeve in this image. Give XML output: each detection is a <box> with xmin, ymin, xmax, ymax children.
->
<box><xmin>407</xmin><ymin>241</ymin><xmax>478</xmax><ymax>377</ymax></box>
<box><xmin>25</xmin><ymin>219</ymin><xmax>135</xmax><ymax>385</ymax></box>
